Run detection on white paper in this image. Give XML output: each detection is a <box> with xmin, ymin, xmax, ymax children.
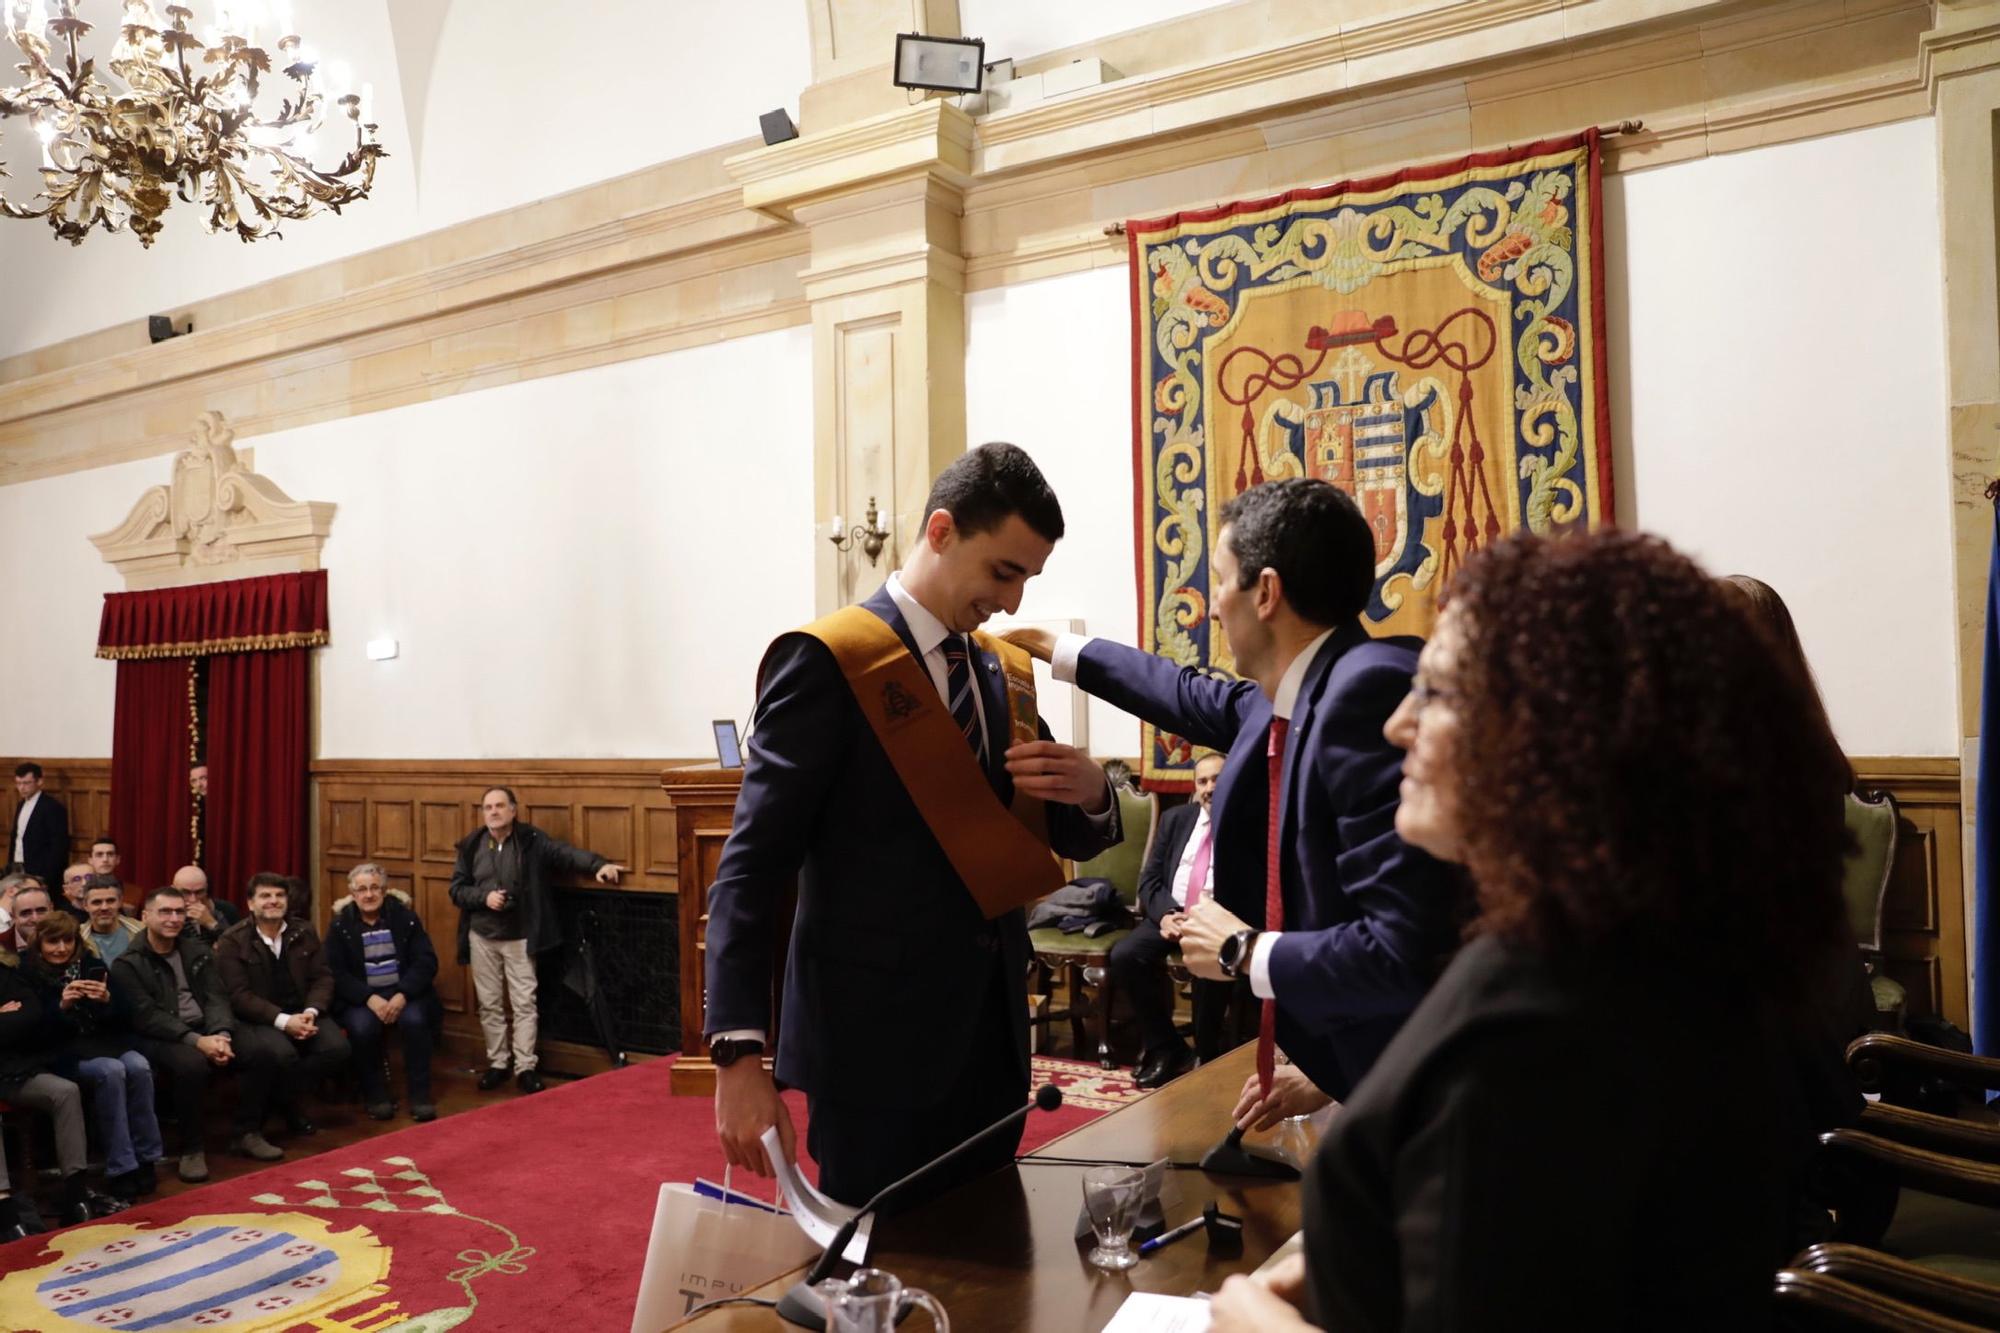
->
<box><xmin>1100</xmin><ymin>1292</ymin><xmax>1212</xmax><ymax>1332</ymax></box>
<box><xmin>759</xmin><ymin>1125</ymin><xmax>873</xmax><ymax>1266</ymax></box>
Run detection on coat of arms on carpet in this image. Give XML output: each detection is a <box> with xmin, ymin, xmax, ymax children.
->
<box><xmin>0</xmin><ymin>1156</ymin><xmax>529</xmax><ymax>1332</ymax></box>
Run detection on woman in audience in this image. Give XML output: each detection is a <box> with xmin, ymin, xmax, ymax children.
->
<box><xmin>22</xmin><ymin>911</ymin><xmax>165</xmax><ymax>1200</ymax></box>
<box><xmin>324</xmin><ymin>862</ymin><xmax>442</xmax><ymax>1123</ymax></box>
<box><xmin>1210</xmin><ymin>530</ymin><xmax>1860</xmax><ymax>1332</ymax></box>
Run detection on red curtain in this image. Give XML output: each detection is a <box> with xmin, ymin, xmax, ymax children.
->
<box><xmin>205</xmin><ymin>648</ymin><xmax>311</xmax><ymax>911</ymax></box>
<box><xmin>98</xmin><ymin>570</ymin><xmax>328</xmax><ymax>659</ymax></box>
<box><xmin>108</xmin><ymin>658</ymin><xmax>195</xmax><ymax>896</ymax></box>
<box><xmin>98</xmin><ymin>571</ymin><xmax>327</xmax><ymax>909</ymax></box>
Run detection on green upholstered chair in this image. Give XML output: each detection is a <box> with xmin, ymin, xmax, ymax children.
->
<box><xmin>1842</xmin><ymin>790</ymin><xmax>1904</xmax><ymax>1032</ymax></box>
<box><xmin>1029</xmin><ymin>782</ymin><xmax>1154</xmax><ymax>1068</ymax></box>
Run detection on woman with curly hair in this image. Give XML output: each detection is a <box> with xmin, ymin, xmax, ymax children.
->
<box><xmin>1211</xmin><ymin>530</ymin><xmax>1860</xmax><ymax>1332</ymax></box>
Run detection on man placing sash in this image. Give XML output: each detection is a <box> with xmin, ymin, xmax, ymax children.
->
<box><xmin>705</xmin><ymin>443</ymin><xmax>1121</xmax><ymax>1206</ymax></box>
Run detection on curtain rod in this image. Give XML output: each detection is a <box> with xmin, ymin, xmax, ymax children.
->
<box><xmin>1099</xmin><ymin>120</ymin><xmax>1646</xmax><ymax>237</ymax></box>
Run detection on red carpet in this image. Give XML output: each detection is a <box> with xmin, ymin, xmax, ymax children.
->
<box><xmin>0</xmin><ymin>1056</ymin><xmax>1141</xmax><ymax>1331</ymax></box>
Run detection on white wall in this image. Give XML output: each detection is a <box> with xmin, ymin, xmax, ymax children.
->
<box><xmin>960</xmin><ymin>0</ymin><xmax>1233</xmax><ymax>67</ymax></box>
<box><xmin>0</xmin><ymin>327</ymin><xmax>815</xmax><ymax>760</ymax></box>
<box><xmin>1609</xmin><ymin>117</ymin><xmax>1954</xmax><ymax>757</ymax></box>
<box><xmin>966</xmin><ymin>119</ymin><xmax>1957</xmax><ymax>760</ymax></box>
<box><xmin>967</xmin><ymin>265</ymin><xmax>1142</xmax><ymax>757</ymax></box>
<box><xmin>414</xmin><ymin>0</ymin><xmax>810</xmax><ymax>235</ymax></box>
<box><xmin>0</xmin><ymin>0</ymin><xmax>811</xmax><ymax>360</ymax></box>
<box><xmin>0</xmin><ymin>456</ymin><xmax>159</xmax><ymax>755</ymax></box>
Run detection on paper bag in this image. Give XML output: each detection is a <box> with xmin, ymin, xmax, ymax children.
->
<box><xmin>629</xmin><ymin>1182</ymin><xmax>820</xmax><ymax>1332</ymax></box>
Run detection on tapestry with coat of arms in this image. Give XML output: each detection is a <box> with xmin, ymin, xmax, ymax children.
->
<box><xmin>1129</xmin><ymin>130</ymin><xmax>1615</xmax><ymax>790</ymax></box>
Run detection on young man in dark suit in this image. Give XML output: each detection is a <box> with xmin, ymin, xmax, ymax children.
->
<box><xmin>1110</xmin><ymin>751</ymin><xmax>1237</xmax><ymax>1088</ymax></box>
<box><xmin>11</xmin><ymin>763</ymin><xmax>69</xmax><ymax>890</ymax></box>
<box><xmin>1012</xmin><ymin>478</ymin><xmax>1461</xmax><ymax>1109</ymax></box>
<box><xmin>706</xmin><ymin>442</ymin><xmax>1122</xmax><ymax>1207</ymax></box>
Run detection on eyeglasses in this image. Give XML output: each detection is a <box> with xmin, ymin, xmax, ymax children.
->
<box><xmin>1408</xmin><ymin>678</ymin><xmax>1459</xmax><ymax>712</ymax></box>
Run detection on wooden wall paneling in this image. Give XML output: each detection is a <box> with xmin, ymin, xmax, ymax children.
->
<box><xmin>1</xmin><ymin>758</ymin><xmax>114</xmax><ymax>868</ymax></box>
<box><xmin>310</xmin><ymin>760</ymin><xmax>693</xmax><ymax>1077</ymax></box>
<box><xmin>1853</xmin><ymin>757</ymin><xmax>1967</xmax><ymax>1029</ymax></box>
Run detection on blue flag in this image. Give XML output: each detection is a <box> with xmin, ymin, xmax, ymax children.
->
<box><xmin>1975</xmin><ymin>499</ymin><xmax>2000</xmax><ymax>1057</ymax></box>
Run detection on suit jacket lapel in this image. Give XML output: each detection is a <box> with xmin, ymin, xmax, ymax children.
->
<box><xmin>1280</xmin><ymin>622</ymin><xmax>1369</xmax><ymax>853</ymax></box>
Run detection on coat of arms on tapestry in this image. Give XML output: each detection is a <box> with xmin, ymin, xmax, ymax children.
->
<box><xmin>1130</xmin><ymin>130</ymin><xmax>1616</xmax><ymax>789</ymax></box>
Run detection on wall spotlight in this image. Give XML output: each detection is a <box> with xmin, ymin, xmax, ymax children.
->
<box><xmin>893</xmin><ymin>33</ymin><xmax>985</xmax><ymax>94</ymax></box>
<box><xmin>759</xmin><ymin>108</ymin><xmax>798</xmax><ymax>146</ymax></box>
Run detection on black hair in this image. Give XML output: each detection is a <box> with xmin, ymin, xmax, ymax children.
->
<box><xmin>14</xmin><ymin>762</ymin><xmax>41</xmax><ymax>780</ymax></box>
<box><xmin>90</xmin><ymin>836</ymin><xmax>118</xmax><ymax>853</ymax></box>
<box><xmin>246</xmin><ymin>871</ymin><xmax>291</xmax><ymax>899</ymax></box>
<box><xmin>923</xmin><ymin>442</ymin><xmax>1064</xmax><ymax>543</ymax></box>
<box><xmin>1218</xmin><ymin>479</ymin><xmax>1375</xmax><ymax>627</ymax></box>
<box><xmin>141</xmin><ymin>886</ymin><xmax>185</xmax><ymax>911</ymax></box>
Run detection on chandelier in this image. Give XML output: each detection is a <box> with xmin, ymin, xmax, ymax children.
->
<box><xmin>0</xmin><ymin>0</ymin><xmax>384</xmax><ymax>246</ymax></box>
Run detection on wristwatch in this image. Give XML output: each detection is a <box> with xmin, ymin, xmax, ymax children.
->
<box><xmin>709</xmin><ymin>1037</ymin><xmax>765</xmax><ymax>1068</ymax></box>
<box><xmin>1218</xmin><ymin>929</ymin><xmax>1260</xmax><ymax>979</ymax></box>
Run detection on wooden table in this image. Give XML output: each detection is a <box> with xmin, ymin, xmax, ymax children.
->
<box><xmin>677</xmin><ymin>1043</ymin><xmax>1311</xmax><ymax>1330</ymax></box>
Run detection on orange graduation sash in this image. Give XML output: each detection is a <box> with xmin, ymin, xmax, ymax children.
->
<box><xmin>801</xmin><ymin>604</ymin><xmax>1065</xmax><ymax>919</ymax></box>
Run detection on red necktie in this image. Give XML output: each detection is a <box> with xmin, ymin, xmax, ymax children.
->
<box><xmin>1184</xmin><ymin>818</ymin><xmax>1213</xmax><ymax>910</ymax></box>
<box><xmin>1257</xmin><ymin>715</ymin><xmax>1288</xmax><ymax>1099</ymax></box>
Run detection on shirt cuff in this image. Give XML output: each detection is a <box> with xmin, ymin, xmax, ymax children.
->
<box><xmin>1249</xmin><ymin>931</ymin><xmax>1281</xmax><ymax>1001</ymax></box>
<box><xmin>1050</xmin><ymin>633</ymin><xmax>1094</xmax><ymax>684</ymax></box>
<box><xmin>274</xmin><ymin>1014</ymin><xmax>292</xmax><ymax>1031</ymax></box>
<box><xmin>709</xmin><ymin>1027</ymin><xmax>767</xmax><ymax>1046</ymax></box>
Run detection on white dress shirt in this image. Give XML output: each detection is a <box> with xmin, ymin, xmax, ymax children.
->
<box><xmin>1168</xmin><ymin>804</ymin><xmax>1214</xmax><ymax>909</ymax></box>
<box><xmin>1052</xmin><ymin>628</ymin><xmax>1335</xmax><ymax>1000</ymax></box>
<box><xmin>258</xmin><ymin>925</ymin><xmax>319</xmax><ymax>1031</ymax></box>
<box><xmin>13</xmin><ymin>790</ymin><xmax>38</xmax><ymax>864</ymax></box>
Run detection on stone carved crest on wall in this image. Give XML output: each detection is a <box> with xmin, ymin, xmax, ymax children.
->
<box><xmin>91</xmin><ymin>411</ymin><xmax>335</xmax><ymax>589</ymax></box>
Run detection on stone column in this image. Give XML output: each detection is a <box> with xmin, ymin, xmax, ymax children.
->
<box><xmin>1924</xmin><ymin>0</ymin><xmax>2000</xmax><ymax>1022</ymax></box>
<box><xmin>729</xmin><ymin>100</ymin><xmax>974</xmax><ymax>611</ymax></box>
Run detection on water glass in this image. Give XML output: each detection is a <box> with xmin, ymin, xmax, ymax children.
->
<box><xmin>1081</xmin><ymin>1165</ymin><xmax>1145</xmax><ymax>1271</ymax></box>
<box><xmin>825</xmin><ymin>1267</ymin><xmax>949</xmax><ymax>1332</ymax></box>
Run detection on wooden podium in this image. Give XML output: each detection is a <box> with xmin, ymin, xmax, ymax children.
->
<box><xmin>661</xmin><ymin>764</ymin><xmax>790</xmax><ymax>1094</ymax></box>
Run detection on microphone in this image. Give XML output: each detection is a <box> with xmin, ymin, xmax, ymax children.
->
<box><xmin>774</xmin><ymin>1084</ymin><xmax>1063</xmax><ymax>1329</ymax></box>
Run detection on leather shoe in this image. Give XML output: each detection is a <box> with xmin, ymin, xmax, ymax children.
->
<box><xmin>1133</xmin><ymin>1045</ymin><xmax>1196</xmax><ymax>1089</ymax></box>
<box><xmin>284</xmin><ymin>1110</ymin><xmax>318</xmax><ymax>1137</ymax></box>
<box><xmin>106</xmin><ymin>1168</ymin><xmax>143</xmax><ymax>1200</ymax></box>
<box><xmin>365</xmin><ymin>1101</ymin><xmax>396</xmax><ymax>1121</ymax></box>
<box><xmin>516</xmin><ymin>1069</ymin><xmax>545</xmax><ymax>1094</ymax></box>
<box><xmin>134</xmin><ymin>1160</ymin><xmax>158</xmax><ymax>1196</ymax></box>
<box><xmin>476</xmin><ymin>1066</ymin><xmax>511</xmax><ymax>1091</ymax></box>
<box><xmin>411</xmin><ymin>1102</ymin><xmax>438</xmax><ymax>1122</ymax></box>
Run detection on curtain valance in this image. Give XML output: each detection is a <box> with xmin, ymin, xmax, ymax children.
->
<box><xmin>96</xmin><ymin>569</ymin><xmax>329</xmax><ymax>660</ymax></box>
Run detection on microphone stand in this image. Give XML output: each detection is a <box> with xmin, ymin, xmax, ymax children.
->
<box><xmin>1199</xmin><ymin>1124</ymin><xmax>1301</xmax><ymax>1181</ymax></box>
<box><xmin>774</xmin><ymin>1085</ymin><xmax>1063</xmax><ymax>1330</ymax></box>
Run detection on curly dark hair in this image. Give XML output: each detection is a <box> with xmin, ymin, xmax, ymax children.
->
<box><xmin>1445</xmin><ymin>531</ymin><xmax>1851</xmax><ymax>1009</ymax></box>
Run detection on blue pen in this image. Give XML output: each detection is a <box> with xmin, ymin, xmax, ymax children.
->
<box><xmin>1137</xmin><ymin>1212</ymin><xmax>1207</xmax><ymax>1256</ymax></box>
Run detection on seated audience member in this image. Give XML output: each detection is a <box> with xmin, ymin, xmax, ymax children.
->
<box><xmin>112</xmin><ymin>886</ymin><xmax>250</xmax><ymax>1182</ymax></box>
<box><xmin>9</xmin><ymin>884</ymin><xmax>56</xmax><ymax>958</ymax></box>
<box><xmin>1109</xmin><ymin>750</ymin><xmax>1241</xmax><ymax>1088</ymax></box>
<box><xmin>81</xmin><ymin>876</ymin><xmax>143</xmax><ymax>965</ymax></box>
<box><xmin>1208</xmin><ymin>531</ymin><xmax>1861</xmax><ymax>1333</ymax></box>
<box><xmin>0</xmin><ymin>949</ymin><xmax>126</xmax><ymax>1231</ymax></box>
<box><xmin>0</xmin><ymin>871</ymin><xmax>36</xmax><ymax>960</ymax></box>
<box><xmin>172</xmin><ymin>864</ymin><xmax>239</xmax><ymax>943</ymax></box>
<box><xmin>22</xmin><ymin>913</ymin><xmax>164</xmax><ymax>1200</ymax></box>
<box><xmin>57</xmin><ymin>863</ymin><xmax>92</xmax><ymax>920</ymax></box>
<box><xmin>326</xmin><ymin>863</ymin><xmax>442</xmax><ymax>1122</ymax></box>
<box><xmin>214</xmin><ymin>873</ymin><xmax>352</xmax><ymax>1152</ymax></box>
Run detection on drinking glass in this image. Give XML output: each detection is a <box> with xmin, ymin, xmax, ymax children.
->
<box><xmin>825</xmin><ymin>1267</ymin><xmax>949</xmax><ymax>1332</ymax></box>
<box><xmin>1081</xmin><ymin>1165</ymin><xmax>1145</xmax><ymax>1271</ymax></box>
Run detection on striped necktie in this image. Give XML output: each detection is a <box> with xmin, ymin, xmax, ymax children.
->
<box><xmin>939</xmin><ymin>634</ymin><xmax>989</xmax><ymax>770</ymax></box>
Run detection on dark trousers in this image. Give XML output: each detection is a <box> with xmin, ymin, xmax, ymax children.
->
<box><xmin>808</xmin><ymin>957</ymin><xmax>1026</xmax><ymax>1210</ymax></box>
<box><xmin>1108</xmin><ymin>917</ymin><xmax>1250</xmax><ymax>1062</ymax></box>
<box><xmin>339</xmin><ymin>994</ymin><xmax>437</xmax><ymax>1103</ymax></box>
<box><xmin>233</xmin><ymin>1022</ymin><xmax>352</xmax><ymax>1130</ymax></box>
<box><xmin>132</xmin><ymin>1035</ymin><xmax>258</xmax><ymax>1147</ymax></box>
